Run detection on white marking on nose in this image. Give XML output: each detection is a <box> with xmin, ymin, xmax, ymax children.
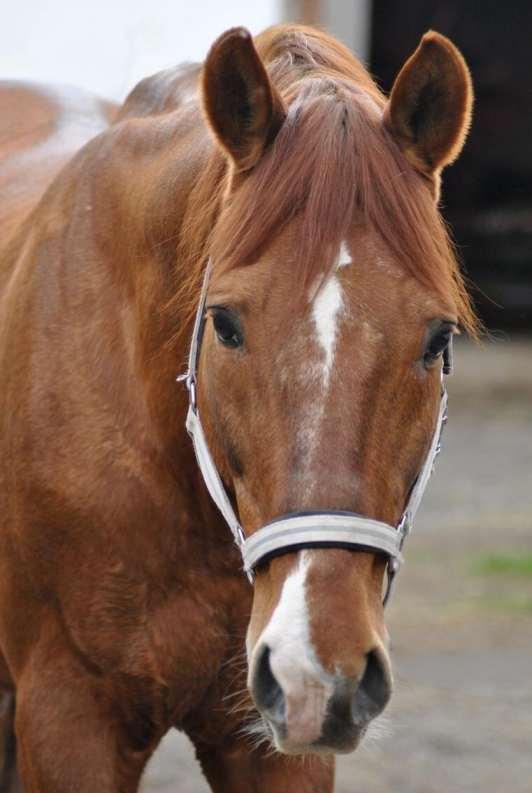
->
<box><xmin>311</xmin><ymin>274</ymin><xmax>344</xmax><ymax>388</ymax></box>
<box><xmin>256</xmin><ymin>552</ymin><xmax>312</xmax><ymax>665</ymax></box>
<box><xmin>252</xmin><ymin>552</ymin><xmax>334</xmax><ymax>747</ymax></box>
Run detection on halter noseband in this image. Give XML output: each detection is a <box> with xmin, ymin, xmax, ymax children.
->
<box><xmin>178</xmin><ymin>261</ymin><xmax>451</xmax><ymax>605</ymax></box>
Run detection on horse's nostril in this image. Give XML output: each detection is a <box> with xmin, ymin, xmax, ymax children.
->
<box><xmin>252</xmin><ymin>644</ymin><xmax>285</xmax><ymax>725</ymax></box>
<box><xmin>352</xmin><ymin>649</ymin><xmax>391</xmax><ymax>724</ymax></box>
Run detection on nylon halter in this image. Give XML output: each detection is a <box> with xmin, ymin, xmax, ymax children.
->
<box><xmin>178</xmin><ymin>260</ymin><xmax>451</xmax><ymax>604</ymax></box>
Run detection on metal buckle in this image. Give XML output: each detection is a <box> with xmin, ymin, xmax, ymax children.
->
<box><xmin>188</xmin><ymin>378</ymin><xmax>197</xmax><ymax>413</ymax></box>
<box><xmin>236</xmin><ymin>525</ymin><xmax>246</xmax><ymax>547</ymax></box>
<box><xmin>397</xmin><ymin>512</ymin><xmax>411</xmax><ymax>548</ymax></box>
<box><xmin>237</xmin><ymin>526</ymin><xmax>255</xmax><ymax>583</ymax></box>
<box><xmin>176</xmin><ymin>370</ymin><xmax>198</xmax><ymax>413</ymax></box>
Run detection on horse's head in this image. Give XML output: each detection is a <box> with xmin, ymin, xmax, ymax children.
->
<box><xmin>194</xmin><ymin>26</ymin><xmax>474</xmax><ymax>754</ymax></box>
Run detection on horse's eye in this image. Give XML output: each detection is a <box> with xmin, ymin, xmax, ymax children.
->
<box><xmin>423</xmin><ymin>324</ymin><xmax>453</xmax><ymax>368</ymax></box>
<box><xmin>211</xmin><ymin>307</ymin><xmax>243</xmax><ymax>349</ymax></box>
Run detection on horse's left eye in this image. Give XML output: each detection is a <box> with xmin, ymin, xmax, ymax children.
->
<box><xmin>423</xmin><ymin>324</ymin><xmax>453</xmax><ymax>367</ymax></box>
<box><xmin>210</xmin><ymin>307</ymin><xmax>244</xmax><ymax>349</ymax></box>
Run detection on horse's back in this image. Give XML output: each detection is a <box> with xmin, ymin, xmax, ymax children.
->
<box><xmin>0</xmin><ymin>81</ymin><xmax>116</xmax><ymax>243</ymax></box>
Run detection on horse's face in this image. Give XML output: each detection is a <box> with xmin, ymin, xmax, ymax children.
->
<box><xmin>201</xmin><ymin>227</ymin><xmax>452</xmax><ymax>752</ymax></box>
<box><xmin>199</xmin><ymin>27</ymin><xmax>472</xmax><ymax>753</ymax></box>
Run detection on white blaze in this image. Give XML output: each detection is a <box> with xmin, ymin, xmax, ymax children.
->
<box><xmin>311</xmin><ymin>274</ymin><xmax>344</xmax><ymax>388</ymax></box>
<box><xmin>256</xmin><ymin>553</ymin><xmax>312</xmax><ymax>667</ymax></box>
<box><xmin>338</xmin><ymin>240</ymin><xmax>352</xmax><ymax>268</ymax></box>
<box><xmin>296</xmin><ymin>252</ymin><xmax>346</xmax><ymax>497</ymax></box>
<box><xmin>251</xmin><ymin>245</ymin><xmax>350</xmax><ymax>744</ymax></box>
<box><xmin>253</xmin><ymin>552</ymin><xmax>333</xmax><ymax>747</ymax></box>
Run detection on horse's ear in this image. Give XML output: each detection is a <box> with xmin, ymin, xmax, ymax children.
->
<box><xmin>202</xmin><ymin>27</ymin><xmax>286</xmax><ymax>172</ymax></box>
<box><xmin>384</xmin><ymin>31</ymin><xmax>473</xmax><ymax>181</ymax></box>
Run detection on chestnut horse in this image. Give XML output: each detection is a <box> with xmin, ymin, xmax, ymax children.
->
<box><xmin>0</xmin><ymin>25</ymin><xmax>475</xmax><ymax>793</ymax></box>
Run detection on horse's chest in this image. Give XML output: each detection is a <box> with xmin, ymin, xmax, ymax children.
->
<box><xmin>144</xmin><ymin>589</ymin><xmax>231</xmax><ymax>704</ymax></box>
<box><xmin>64</xmin><ymin>570</ymin><xmax>250</xmax><ymax>723</ymax></box>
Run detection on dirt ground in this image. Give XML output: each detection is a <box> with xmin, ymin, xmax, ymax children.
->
<box><xmin>141</xmin><ymin>337</ymin><xmax>532</xmax><ymax>793</ymax></box>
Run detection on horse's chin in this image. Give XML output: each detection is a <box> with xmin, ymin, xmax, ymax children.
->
<box><xmin>264</xmin><ymin>716</ymin><xmax>367</xmax><ymax>756</ymax></box>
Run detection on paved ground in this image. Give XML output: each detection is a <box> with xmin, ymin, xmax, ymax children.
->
<box><xmin>142</xmin><ymin>337</ymin><xmax>532</xmax><ymax>793</ymax></box>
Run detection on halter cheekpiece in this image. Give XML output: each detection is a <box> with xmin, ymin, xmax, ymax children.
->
<box><xmin>178</xmin><ymin>260</ymin><xmax>451</xmax><ymax>605</ymax></box>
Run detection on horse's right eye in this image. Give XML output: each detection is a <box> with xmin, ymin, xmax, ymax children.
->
<box><xmin>211</xmin><ymin>307</ymin><xmax>244</xmax><ymax>349</ymax></box>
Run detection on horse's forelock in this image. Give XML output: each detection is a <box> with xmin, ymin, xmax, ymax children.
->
<box><xmin>178</xmin><ymin>25</ymin><xmax>478</xmax><ymax>338</ymax></box>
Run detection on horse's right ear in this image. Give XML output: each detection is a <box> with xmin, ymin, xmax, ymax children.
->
<box><xmin>202</xmin><ymin>27</ymin><xmax>286</xmax><ymax>172</ymax></box>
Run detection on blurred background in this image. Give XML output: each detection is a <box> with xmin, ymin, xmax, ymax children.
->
<box><xmin>3</xmin><ymin>0</ymin><xmax>531</xmax><ymax>328</ymax></box>
<box><xmin>2</xmin><ymin>1</ymin><xmax>531</xmax><ymax>791</ymax></box>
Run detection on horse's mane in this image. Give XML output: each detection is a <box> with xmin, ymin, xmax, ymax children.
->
<box><xmin>177</xmin><ymin>25</ymin><xmax>478</xmax><ymax>336</ymax></box>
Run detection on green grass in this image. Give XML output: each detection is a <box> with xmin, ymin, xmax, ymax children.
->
<box><xmin>474</xmin><ymin>553</ymin><xmax>532</xmax><ymax>577</ymax></box>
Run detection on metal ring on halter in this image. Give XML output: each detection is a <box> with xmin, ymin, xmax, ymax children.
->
<box><xmin>188</xmin><ymin>377</ymin><xmax>198</xmax><ymax>413</ymax></box>
<box><xmin>178</xmin><ymin>259</ymin><xmax>452</xmax><ymax>605</ymax></box>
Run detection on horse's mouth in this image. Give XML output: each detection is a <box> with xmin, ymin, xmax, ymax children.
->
<box><xmin>263</xmin><ymin>712</ymin><xmax>368</xmax><ymax>756</ymax></box>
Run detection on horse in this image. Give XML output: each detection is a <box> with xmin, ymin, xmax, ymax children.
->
<box><xmin>0</xmin><ymin>24</ymin><xmax>476</xmax><ymax>792</ymax></box>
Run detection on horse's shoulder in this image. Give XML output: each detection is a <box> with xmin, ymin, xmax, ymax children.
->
<box><xmin>116</xmin><ymin>63</ymin><xmax>201</xmax><ymax>121</ymax></box>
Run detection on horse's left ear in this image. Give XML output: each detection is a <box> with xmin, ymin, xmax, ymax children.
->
<box><xmin>202</xmin><ymin>27</ymin><xmax>286</xmax><ymax>172</ymax></box>
<box><xmin>384</xmin><ymin>31</ymin><xmax>473</xmax><ymax>182</ymax></box>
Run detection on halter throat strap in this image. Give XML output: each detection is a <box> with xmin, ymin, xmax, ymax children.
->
<box><xmin>178</xmin><ymin>261</ymin><xmax>450</xmax><ymax>604</ymax></box>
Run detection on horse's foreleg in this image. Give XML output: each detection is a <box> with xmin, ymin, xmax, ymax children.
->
<box><xmin>0</xmin><ymin>691</ymin><xmax>22</xmax><ymax>793</ymax></box>
<box><xmin>14</xmin><ymin>645</ymin><xmax>151</xmax><ymax>793</ymax></box>
<box><xmin>195</xmin><ymin>738</ymin><xmax>335</xmax><ymax>793</ymax></box>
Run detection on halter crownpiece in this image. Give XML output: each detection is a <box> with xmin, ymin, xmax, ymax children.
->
<box><xmin>178</xmin><ymin>260</ymin><xmax>451</xmax><ymax>604</ymax></box>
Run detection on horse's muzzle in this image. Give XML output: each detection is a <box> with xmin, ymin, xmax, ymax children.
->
<box><xmin>250</xmin><ymin>642</ymin><xmax>392</xmax><ymax>754</ymax></box>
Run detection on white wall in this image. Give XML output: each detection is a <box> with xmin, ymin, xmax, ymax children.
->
<box><xmin>0</xmin><ymin>0</ymin><xmax>282</xmax><ymax>101</ymax></box>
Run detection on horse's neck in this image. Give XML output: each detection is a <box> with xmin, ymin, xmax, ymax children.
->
<box><xmin>4</xmin><ymin>83</ymin><xmax>218</xmax><ymax>473</ymax></box>
<box><xmin>76</xmin><ymin>112</ymin><xmax>232</xmax><ymax>547</ymax></box>
<box><xmin>88</xmin><ymin>107</ymin><xmax>217</xmax><ymax>435</ymax></box>
<box><xmin>0</xmin><ymin>76</ymin><xmax>241</xmax><ymax>585</ymax></box>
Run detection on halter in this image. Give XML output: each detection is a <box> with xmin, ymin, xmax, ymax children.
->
<box><xmin>178</xmin><ymin>260</ymin><xmax>451</xmax><ymax>604</ymax></box>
